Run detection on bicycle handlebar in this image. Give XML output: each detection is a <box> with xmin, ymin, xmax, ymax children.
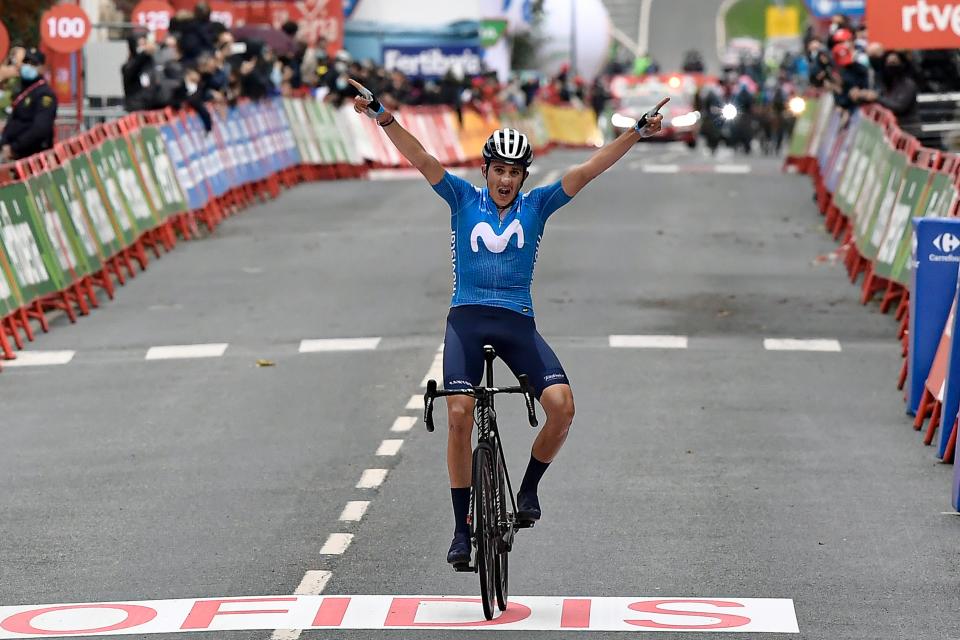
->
<box><xmin>423</xmin><ymin>375</ymin><xmax>539</xmax><ymax>432</ymax></box>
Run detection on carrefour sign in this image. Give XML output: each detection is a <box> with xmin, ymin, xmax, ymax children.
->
<box><xmin>382</xmin><ymin>45</ymin><xmax>483</xmax><ymax>79</ymax></box>
<box><xmin>805</xmin><ymin>0</ymin><xmax>865</xmax><ymax>17</ymax></box>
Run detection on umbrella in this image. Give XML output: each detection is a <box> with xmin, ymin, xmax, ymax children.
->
<box><xmin>231</xmin><ymin>25</ymin><xmax>296</xmax><ymax>57</ymax></box>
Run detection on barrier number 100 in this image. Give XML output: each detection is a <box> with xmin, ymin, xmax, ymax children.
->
<box><xmin>46</xmin><ymin>17</ymin><xmax>87</xmax><ymax>39</ymax></box>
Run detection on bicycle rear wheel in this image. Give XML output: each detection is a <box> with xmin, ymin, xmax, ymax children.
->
<box><xmin>494</xmin><ymin>452</ymin><xmax>509</xmax><ymax>611</ymax></box>
<box><xmin>473</xmin><ymin>444</ymin><xmax>497</xmax><ymax>621</ymax></box>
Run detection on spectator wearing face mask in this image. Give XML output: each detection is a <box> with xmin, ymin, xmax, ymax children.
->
<box><xmin>850</xmin><ymin>50</ymin><xmax>919</xmax><ymax>128</ymax></box>
<box><xmin>122</xmin><ymin>32</ymin><xmax>158</xmax><ymax>112</ymax></box>
<box><xmin>831</xmin><ymin>40</ymin><xmax>869</xmax><ymax>113</ymax></box>
<box><xmin>0</xmin><ymin>49</ymin><xmax>57</xmax><ymax>161</ymax></box>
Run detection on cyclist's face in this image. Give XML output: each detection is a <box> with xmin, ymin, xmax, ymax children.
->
<box><xmin>484</xmin><ymin>162</ymin><xmax>526</xmax><ymax>207</ymax></box>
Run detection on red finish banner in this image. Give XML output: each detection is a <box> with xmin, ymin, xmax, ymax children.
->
<box><xmin>0</xmin><ymin>21</ymin><xmax>9</xmax><ymax>62</ymax></box>
<box><xmin>866</xmin><ymin>0</ymin><xmax>960</xmax><ymax>49</ymax></box>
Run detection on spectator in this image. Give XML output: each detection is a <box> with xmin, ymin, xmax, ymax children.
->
<box><xmin>830</xmin><ymin>41</ymin><xmax>868</xmax><ymax>113</ymax></box>
<box><xmin>851</xmin><ymin>50</ymin><xmax>919</xmax><ymax>128</ymax></box>
<box><xmin>0</xmin><ymin>46</ymin><xmax>26</xmax><ymax>118</ymax></box>
<box><xmin>170</xmin><ymin>2</ymin><xmax>216</xmax><ymax>63</ymax></box>
<box><xmin>807</xmin><ymin>36</ymin><xmax>832</xmax><ymax>88</ymax></box>
<box><xmin>122</xmin><ymin>32</ymin><xmax>157</xmax><ymax>112</ymax></box>
<box><xmin>0</xmin><ymin>49</ymin><xmax>57</xmax><ymax>161</ymax></box>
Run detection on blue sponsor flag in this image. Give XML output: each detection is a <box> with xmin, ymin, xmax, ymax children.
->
<box><xmin>908</xmin><ymin>218</ymin><xmax>960</xmax><ymax>413</ymax></box>
<box><xmin>805</xmin><ymin>0</ymin><xmax>865</xmax><ymax>18</ymax></box>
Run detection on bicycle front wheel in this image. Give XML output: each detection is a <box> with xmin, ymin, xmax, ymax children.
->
<box><xmin>494</xmin><ymin>452</ymin><xmax>509</xmax><ymax>612</ymax></box>
<box><xmin>473</xmin><ymin>444</ymin><xmax>497</xmax><ymax>621</ymax></box>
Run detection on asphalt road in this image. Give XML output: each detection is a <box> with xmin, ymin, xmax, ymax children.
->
<box><xmin>646</xmin><ymin>0</ymin><xmax>729</xmax><ymax>75</ymax></box>
<box><xmin>1</xmin><ymin>142</ymin><xmax>958</xmax><ymax>640</ymax></box>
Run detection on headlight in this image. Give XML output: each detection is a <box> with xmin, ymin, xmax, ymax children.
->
<box><xmin>610</xmin><ymin>112</ymin><xmax>636</xmax><ymax>129</ymax></box>
<box><xmin>721</xmin><ymin>104</ymin><xmax>738</xmax><ymax>120</ymax></box>
<box><xmin>670</xmin><ymin>111</ymin><xmax>701</xmax><ymax>128</ymax></box>
<box><xmin>788</xmin><ymin>96</ymin><xmax>806</xmax><ymax>115</ymax></box>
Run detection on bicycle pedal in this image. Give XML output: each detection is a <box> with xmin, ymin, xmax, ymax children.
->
<box><xmin>452</xmin><ymin>561</ymin><xmax>474</xmax><ymax>573</ymax></box>
<box><xmin>515</xmin><ymin>519</ymin><xmax>535</xmax><ymax>529</ymax></box>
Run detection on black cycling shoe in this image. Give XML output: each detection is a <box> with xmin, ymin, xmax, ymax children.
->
<box><xmin>516</xmin><ymin>491</ymin><xmax>541</xmax><ymax>522</ymax></box>
<box><xmin>446</xmin><ymin>532</ymin><xmax>471</xmax><ymax>564</ymax></box>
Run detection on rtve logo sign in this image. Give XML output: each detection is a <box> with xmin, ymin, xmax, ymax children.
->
<box><xmin>933</xmin><ymin>232</ymin><xmax>960</xmax><ymax>254</ymax></box>
<box><xmin>867</xmin><ymin>0</ymin><xmax>960</xmax><ymax>49</ymax></box>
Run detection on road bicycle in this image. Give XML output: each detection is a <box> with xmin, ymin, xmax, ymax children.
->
<box><xmin>423</xmin><ymin>345</ymin><xmax>539</xmax><ymax>620</ymax></box>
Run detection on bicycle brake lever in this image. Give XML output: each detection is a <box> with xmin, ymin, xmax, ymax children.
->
<box><xmin>517</xmin><ymin>375</ymin><xmax>538</xmax><ymax>428</ymax></box>
<box><xmin>424</xmin><ymin>379</ymin><xmax>437</xmax><ymax>432</ymax></box>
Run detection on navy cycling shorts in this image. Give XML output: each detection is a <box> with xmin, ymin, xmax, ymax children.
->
<box><xmin>443</xmin><ymin>304</ymin><xmax>569</xmax><ymax>398</ymax></box>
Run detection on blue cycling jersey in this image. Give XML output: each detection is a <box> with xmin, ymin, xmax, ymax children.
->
<box><xmin>432</xmin><ymin>171</ymin><xmax>573</xmax><ymax>317</ymax></box>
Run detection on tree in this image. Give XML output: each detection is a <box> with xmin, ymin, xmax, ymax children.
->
<box><xmin>3</xmin><ymin>0</ymin><xmax>58</xmax><ymax>49</ymax></box>
<box><xmin>509</xmin><ymin>0</ymin><xmax>545</xmax><ymax>71</ymax></box>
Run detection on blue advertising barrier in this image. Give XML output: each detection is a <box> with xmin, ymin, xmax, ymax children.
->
<box><xmin>160</xmin><ymin>123</ymin><xmax>205</xmax><ymax>211</ymax></box>
<box><xmin>908</xmin><ymin>218</ymin><xmax>960</xmax><ymax>414</ymax></box>
<box><xmin>938</xmin><ymin>275</ymin><xmax>960</xmax><ymax>459</ymax></box>
<box><xmin>816</xmin><ymin>109</ymin><xmax>843</xmax><ymax>173</ymax></box>
<box><xmin>825</xmin><ymin>112</ymin><xmax>859</xmax><ymax>194</ymax></box>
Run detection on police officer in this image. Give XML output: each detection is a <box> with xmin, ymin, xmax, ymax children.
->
<box><xmin>0</xmin><ymin>49</ymin><xmax>57</xmax><ymax>162</ymax></box>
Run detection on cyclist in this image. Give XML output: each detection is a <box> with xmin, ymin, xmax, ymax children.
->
<box><xmin>351</xmin><ymin>80</ymin><xmax>665</xmax><ymax>564</ymax></box>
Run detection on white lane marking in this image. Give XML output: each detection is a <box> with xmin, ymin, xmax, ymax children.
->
<box><xmin>763</xmin><ymin>338</ymin><xmax>842</xmax><ymax>352</ymax></box>
<box><xmin>609</xmin><ymin>335</ymin><xmax>689</xmax><ymax>349</ymax></box>
<box><xmin>404</xmin><ymin>395</ymin><xmax>422</xmax><ymax>410</ymax></box>
<box><xmin>339</xmin><ymin>501</ymin><xmax>370</xmax><ymax>522</ymax></box>
<box><xmin>299</xmin><ymin>338</ymin><xmax>381</xmax><ymax>353</ymax></box>
<box><xmin>368</xmin><ymin>168</ymin><xmax>469</xmax><ymax>181</ymax></box>
<box><xmin>715</xmin><ymin>164</ymin><xmax>751</xmax><ymax>174</ymax></box>
<box><xmin>641</xmin><ymin>164</ymin><xmax>679</xmax><ymax>174</ymax></box>
<box><xmin>392</xmin><ymin>416</ymin><xmax>418</xmax><ymax>432</ymax></box>
<box><xmin>376</xmin><ymin>439</ymin><xmax>404</xmax><ymax>456</ymax></box>
<box><xmin>356</xmin><ymin>468</ymin><xmax>388</xmax><ymax>489</ymax></box>
<box><xmin>145</xmin><ymin>343</ymin><xmax>228</xmax><ymax>360</ymax></box>
<box><xmin>534</xmin><ymin>168</ymin><xmax>562</xmax><ymax>189</ymax></box>
<box><xmin>241</xmin><ymin>266</ymin><xmax>264</xmax><ymax>274</ymax></box>
<box><xmin>270</xmin><ymin>629</ymin><xmax>302</xmax><ymax>640</ymax></box>
<box><xmin>319</xmin><ymin>533</ymin><xmax>354</xmax><ymax>555</ymax></box>
<box><xmin>2</xmin><ymin>594</ymin><xmax>799</xmax><ymax>633</ymax></box>
<box><xmin>3</xmin><ymin>350</ymin><xmax>76</xmax><ymax>367</ymax></box>
<box><xmin>294</xmin><ymin>570</ymin><xmax>333</xmax><ymax>595</ymax></box>
<box><xmin>637</xmin><ymin>0</ymin><xmax>654</xmax><ymax>55</ymax></box>
<box><xmin>717</xmin><ymin>0</ymin><xmax>739</xmax><ymax>61</ymax></box>
<box><xmin>420</xmin><ymin>351</ymin><xmax>444</xmax><ymax>387</ymax></box>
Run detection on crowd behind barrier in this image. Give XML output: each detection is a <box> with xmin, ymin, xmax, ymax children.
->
<box><xmin>786</xmin><ymin>92</ymin><xmax>960</xmax><ymax>508</ymax></box>
<box><xmin>0</xmin><ymin>96</ymin><xmax>601</xmax><ymax>372</ymax></box>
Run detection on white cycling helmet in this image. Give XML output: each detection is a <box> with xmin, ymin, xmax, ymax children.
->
<box><xmin>482</xmin><ymin>128</ymin><xmax>533</xmax><ymax>167</ymax></box>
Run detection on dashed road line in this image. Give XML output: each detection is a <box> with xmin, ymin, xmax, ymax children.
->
<box><xmin>376</xmin><ymin>439</ymin><xmax>404</xmax><ymax>456</ymax></box>
<box><xmin>534</xmin><ymin>168</ymin><xmax>562</xmax><ymax>189</ymax></box>
<box><xmin>356</xmin><ymin>468</ymin><xmax>389</xmax><ymax>489</ymax></box>
<box><xmin>3</xmin><ymin>350</ymin><xmax>76</xmax><ymax>367</ymax></box>
<box><xmin>319</xmin><ymin>533</ymin><xmax>354</xmax><ymax>555</ymax></box>
<box><xmin>639</xmin><ymin>163</ymin><xmax>679</xmax><ymax>174</ymax></box>
<box><xmin>420</xmin><ymin>345</ymin><xmax>444</xmax><ymax>387</ymax></box>
<box><xmin>609</xmin><ymin>335</ymin><xmax>689</xmax><ymax>349</ymax></box>
<box><xmin>405</xmin><ymin>395</ymin><xmax>422</xmax><ymax>410</ymax></box>
<box><xmin>299</xmin><ymin>337</ymin><xmax>381</xmax><ymax>352</ymax></box>
<box><xmin>144</xmin><ymin>343</ymin><xmax>228</xmax><ymax>360</ymax></box>
<box><xmin>391</xmin><ymin>415</ymin><xmax>418</xmax><ymax>432</ymax></box>
<box><xmin>339</xmin><ymin>501</ymin><xmax>370</xmax><ymax>522</ymax></box>
<box><xmin>763</xmin><ymin>338</ymin><xmax>842</xmax><ymax>352</ymax></box>
<box><xmin>715</xmin><ymin>164</ymin><xmax>752</xmax><ymax>174</ymax></box>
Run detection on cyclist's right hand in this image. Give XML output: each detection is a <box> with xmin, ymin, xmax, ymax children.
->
<box><xmin>348</xmin><ymin>78</ymin><xmax>384</xmax><ymax>119</ymax></box>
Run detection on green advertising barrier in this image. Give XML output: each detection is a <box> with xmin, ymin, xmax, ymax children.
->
<box><xmin>787</xmin><ymin>96</ymin><xmax>820</xmax><ymax>158</ymax></box>
<box><xmin>330</xmin><ymin>103</ymin><xmax>365</xmax><ymax>165</ymax></box>
<box><xmin>140</xmin><ymin>126</ymin><xmax>188</xmax><ymax>216</ymax></box>
<box><xmin>50</xmin><ymin>166</ymin><xmax>106</xmax><ymax>276</ymax></box>
<box><xmin>0</xmin><ymin>238</ymin><xmax>24</xmax><ymax>318</ymax></box>
<box><xmin>26</xmin><ymin>172</ymin><xmax>92</xmax><ymax>281</ymax></box>
<box><xmin>851</xmin><ymin>129</ymin><xmax>896</xmax><ymax>250</ymax></box>
<box><xmin>88</xmin><ymin>141</ymin><xmax>140</xmax><ymax>248</ymax></box>
<box><xmin>69</xmin><ymin>155</ymin><xmax>126</xmax><ymax>259</ymax></box>
<box><xmin>833</xmin><ymin>118</ymin><xmax>879</xmax><ymax>216</ymax></box>
<box><xmin>889</xmin><ymin>174</ymin><xmax>958</xmax><ymax>285</ymax></box>
<box><xmin>858</xmin><ymin>146</ymin><xmax>908</xmax><ymax>261</ymax></box>
<box><xmin>108</xmin><ymin>136</ymin><xmax>162</xmax><ymax>234</ymax></box>
<box><xmin>283</xmin><ymin>98</ymin><xmax>323</xmax><ymax>164</ymax></box>
<box><xmin>874</xmin><ymin>165</ymin><xmax>932</xmax><ymax>281</ymax></box>
<box><xmin>0</xmin><ymin>182</ymin><xmax>65</xmax><ymax>303</ymax></box>
<box><xmin>307</xmin><ymin>100</ymin><xmax>353</xmax><ymax>164</ymax></box>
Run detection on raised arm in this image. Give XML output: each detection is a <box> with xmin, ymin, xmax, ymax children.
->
<box><xmin>350</xmin><ymin>79</ymin><xmax>445</xmax><ymax>185</ymax></box>
<box><xmin>561</xmin><ymin>97</ymin><xmax>668</xmax><ymax>198</ymax></box>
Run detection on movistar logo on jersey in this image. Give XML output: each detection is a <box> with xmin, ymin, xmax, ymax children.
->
<box><xmin>470</xmin><ymin>220</ymin><xmax>524</xmax><ymax>253</ymax></box>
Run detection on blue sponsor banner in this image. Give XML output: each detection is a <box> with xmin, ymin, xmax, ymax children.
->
<box><xmin>382</xmin><ymin>44</ymin><xmax>483</xmax><ymax>79</ymax></box>
<box><xmin>939</xmin><ymin>275</ymin><xmax>960</xmax><ymax>459</ymax></box>
<box><xmin>908</xmin><ymin>218</ymin><xmax>960</xmax><ymax>413</ymax></box>
<box><xmin>825</xmin><ymin>111</ymin><xmax>859</xmax><ymax>193</ymax></box>
<box><xmin>805</xmin><ymin>0</ymin><xmax>865</xmax><ymax>18</ymax></box>
<box><xmin>270</xmin><ymin>99</ymin><xmax>301</xmax><ymax>168</ymax></box>
<box><xmin>816</xmin><ymin>109</ymin><xmax>842</xmax><ymax>173</ymax></box>
<box><xmin>160</xmin><ymin>123</ymin><xmax>204</xmax><ymax>211</ymax></box>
